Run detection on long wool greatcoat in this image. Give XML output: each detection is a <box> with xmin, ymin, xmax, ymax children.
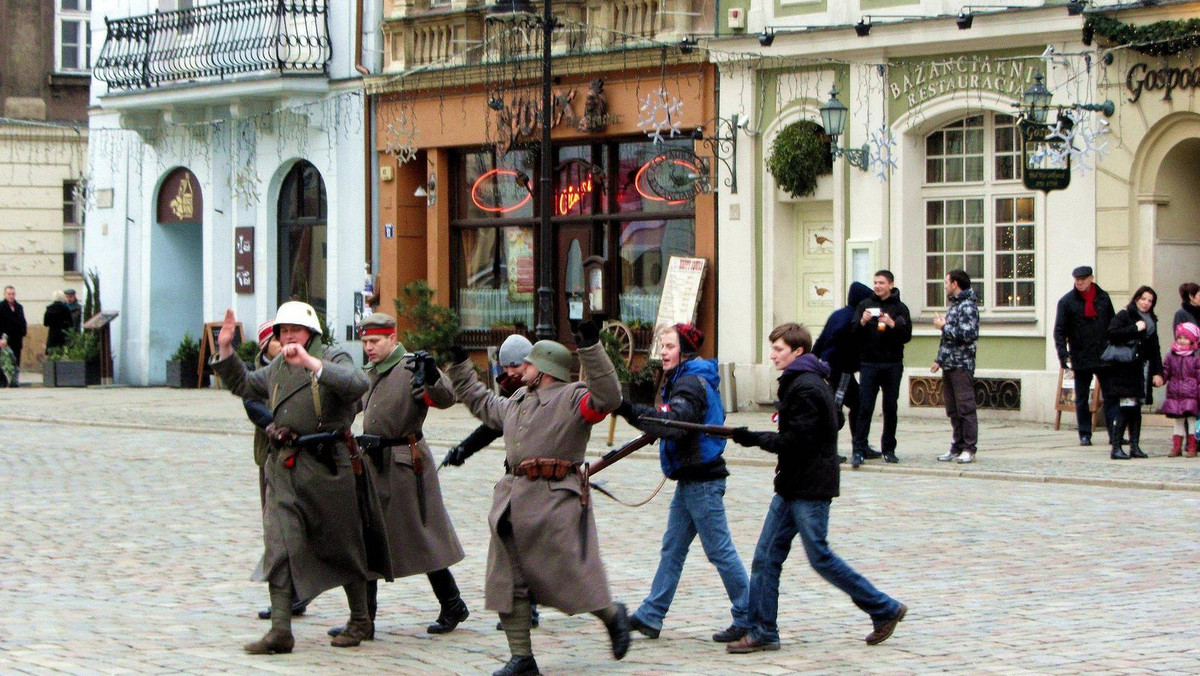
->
<box><xmin>448</xmin><ymin>342</ymin><xmax>621</xmax><ymax>615</ymax></box>
<box><xmin>361</xmin><ymin>345</ymin><xmax>465</xmax><ymax>577</ymax></box>
<box><xmin>214</xmin><ymin>340</ymin><xmax>373</xmax><ymax>601</ymax></box>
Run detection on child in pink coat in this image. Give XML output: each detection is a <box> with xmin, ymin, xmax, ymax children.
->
<box><xmin>1161</xmin><ymin>321</ymin><xmax>1200</xmax><ymax>457</ymax></box>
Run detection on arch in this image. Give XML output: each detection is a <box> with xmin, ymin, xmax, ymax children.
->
<box><xmin>277</xmin><ymin>160</ymin><xmax>329</xmax><ymax>314</ymax></box>
<box><xmin>150</xmin><ymin>165</ymin><xmax>204</xmax><ymax>384</ymax></box>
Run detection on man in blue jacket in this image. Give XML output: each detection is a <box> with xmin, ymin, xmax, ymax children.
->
<box><xmin>727</xmin><ymin>322</ymin><xmax>906</xmax><ymax>653</ymax></box>
<box><xmin>813</xmin><ymin>281</ymin><xmax>875</xmax><ymax>459</ymax></box>
<box><xmin>613</xmin><ymin>323</ymin><xmax>750</xmax><ymax>644</ymax></box>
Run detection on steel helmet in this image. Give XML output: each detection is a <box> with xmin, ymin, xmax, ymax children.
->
<box><xmin>273</xmin><ymin>301</ymin><xmax>322</xmax><ymax>336</ymax></box>
<box><xmin>498</xmin><ymin>334</ymin><xmax>533</xmax><ymax>367</ymax></box>
<box><xmin>524</xmin><ymin>340</ymin><xmax>572</xmax><ymax>382</ymax></box>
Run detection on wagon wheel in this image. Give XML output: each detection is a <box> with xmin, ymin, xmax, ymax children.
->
<box><xmin>601</xmin><ymin>320</ymin><xmax>634</xmax><ymax>367</ymax></box>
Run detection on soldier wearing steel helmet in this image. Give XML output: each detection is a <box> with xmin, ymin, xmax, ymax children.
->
<box><xmin>326</xmin><ymin>312</ymin><xmax>470</xmax><ymax>640</ymax></box>
<box><xmin>446</xmin><ymin>321</ymin><xmax>631</xmax><ymax>676</ymax></box>
<box><xmin>212</xmin><ymin>302</ymin><xmax>382</xmax><ymax>655</ymax></box>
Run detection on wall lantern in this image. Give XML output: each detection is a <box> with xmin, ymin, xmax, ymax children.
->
<box><xmin>818</xmin><ymin>87</ymin><xmax>870</xmax><ymax>172</ymax></box>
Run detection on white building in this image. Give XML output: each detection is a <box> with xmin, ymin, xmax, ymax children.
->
<box><xmin>85</xmin><ymin>0</ymin><xmax>383</xmax><ymax>384</ymax></box>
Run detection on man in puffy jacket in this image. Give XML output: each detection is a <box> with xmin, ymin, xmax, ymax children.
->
<box><xmin>613</xmin><ymin>323</ymin><xmax>750</xmax><ymax>644</ymax></box>
<box><xmin>813</xmin><ymin>281</ymin><xmax>875</xmax><ymax>458</ymax></box>
<box><xmin>932</xmin><ymin>270</ymin><xmax>980</xmax><ymax>464</ymax></box>
<box><xmin>1053</xmin><ymin>265</ymin><xmax>1118</xmax><ymax>446</ymax></box>
<box><xmin>727</xmin><ymin>322</ymin><xmax>906</xmax><ymax>654</ymax></box>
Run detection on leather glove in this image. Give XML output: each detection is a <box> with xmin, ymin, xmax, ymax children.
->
<box><xmin>449</xmin><ymin>345</ymin><xmax>469</xmax><ymax>365</ymax></box>
<box><xmin>441</xmin><ymin>446</ymin><xmax>468</xmax><ymax>467</ymax></box>
<box><xmin>265</xmin><ymin>423</ymin><xmax>297</xmax><ymax>447</ymax></box>
<box><xmin>413</xmin><ymin>350</ymin><xmax>440</xmax><ymax>385</ymax></box>
<box><xmin>613</xmin><ymin>399</ymin><xmax>635</xmax><ymax>421</ymax></box>
<box><xmin>730</xmin><ymin>426</ymin><xmax>760</xmax><ymax>448</ymax></box>
<box><xmin>576</xmin><ymin>319</ymin><xmax>601</xmax><ymax>348</ymax></box>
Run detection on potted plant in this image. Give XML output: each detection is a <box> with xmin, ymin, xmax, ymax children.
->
<box><xmin>626</xmin><ymin>360</ymin><xmax>662</xmax><ymax>405</ymax></box>
<box><xmin>236</xmin><ymin>339</ymin><xmax>260</xmax><ymax>368</ymax></box>
<box><xmin>165</xmin><ymin>332</ymin><xmax>200</xmax><ymax>388</ymax></box>
<box><xmin>396</xmin><ymin>280</ymin><xmax>460</xmax><ymax>361</ymax></box>
<box><xmin>45</xmin><ymin>330</ymin><xmax>101</xmax><ymax>387</ymax></box>
<box><xmin>766</xmin><ymin>120</ymin><xmax>834</xmax><ymax>200</ymax></box>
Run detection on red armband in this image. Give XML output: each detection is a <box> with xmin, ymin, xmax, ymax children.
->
<box><xmin>422</xmin><ymin>391</ymin><xmax>438</xmax><ymax>408</ymax></box>
<box><xmin>578</xmin><ymin>392</ymin><xmax>608</xmax><ymax>424</ymax></box>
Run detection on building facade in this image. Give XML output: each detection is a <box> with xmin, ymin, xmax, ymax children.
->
<box><xmin>0</xmin><ymin>0</ymin><xmax>91</xmax><ymax>370</ymax></box>
<box><xmin>85</xmin><ymin>0</ymin><xmax>384</xmax><ymax>385</ymax></box>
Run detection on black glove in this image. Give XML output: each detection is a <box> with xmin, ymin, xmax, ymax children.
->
<box><xmin>730</xmin><ymin>427</ymin><xmax>760</xmax><ymax>448</ymax></box>
<box><xmin>613</xmin><ymin>399</ymin><xmax>635</xmax><ymax>421</ymax></box>
<box><xmin>576</xmin><ymin>319</ymin><xmax>601</xmax><ymax>348</ymax></box>
<box><xmin>413</xmin><ymin>350</ymin><xmax>439</xmax><ymax>385</ymax></box>
<box><xmin>1059</xmin><ymin>356</ymin><xmax>1071</xmax><ymax>371</ymax></box>
<box><xmin>441</xmin><ymin>446</ymin><xmax>468</xmax><ymax>467</ymax></box>
<box><xmin>449</xmin><ymin>345</ymin><xmax>469</xmax><ymax>365</ymax></box>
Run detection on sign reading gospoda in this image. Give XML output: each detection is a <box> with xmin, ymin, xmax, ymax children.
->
<box><xmin>1126</xmin><ymin>62</ymin><xmax>1200</xmax><ymax>103</ymax></box>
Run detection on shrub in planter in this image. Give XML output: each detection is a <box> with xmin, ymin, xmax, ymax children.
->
<box><xmin>165</xmin><ymin>332</ymin><xmax>200</xmax><ymax>388</ymax></box>
<box><xmin>627</xmin><ymin>361</ymin><xmax>662</xmax><ymax>405</ymax></box>
<box><xmin>46</xmin><ymin>330</ymin><xmax>101</xmax><ymax>387</ymax></box>
<box><xmin>766</xmin><ymin>120</ymin><xmax>834</xmax><ymax>198</ymax></box>
<box><xmin>236</xmin><ymin>339</ymin><xmax>260</xmax><ymax>367</ymax></box>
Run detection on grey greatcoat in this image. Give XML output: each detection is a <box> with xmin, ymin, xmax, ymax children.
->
<box><xmin>448</xmin><ymin>342</ymin><xmax>621</xmax><ymax>615</ymax></box>
<box><xmin>214</xmin><ymin>341</ymin><xmax>374</xmax><ymax>601</ymax></box>
<box><xmin>362</xmin><ymin>345</ymin><xmax>465</xmax><ymax>578</ymax></box>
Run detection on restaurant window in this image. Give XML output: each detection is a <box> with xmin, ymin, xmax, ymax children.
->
<box><xmin>922</xmin><ymin>113</ymin><xmax>1036</xmax><ymax>310</ymax></box>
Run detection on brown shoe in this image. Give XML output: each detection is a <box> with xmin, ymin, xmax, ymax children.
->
<box><xmin>243</xmin><ymin>628</ymin><xmax>295</xmax><ymax>654</ymax></box>
<box><xmin>330</xmin><ymin>619</ymin><xmax>374</xmax><ymax>647</ymax></box>
<box><xmin>725</xmin><ymin>634</ymin><xmax>781</xmax><ymax>654</ymax></box>
<box><xmin>865</xmin><ymin>604</ymin><xmax>907</xmax><ymax>645</ymax></box>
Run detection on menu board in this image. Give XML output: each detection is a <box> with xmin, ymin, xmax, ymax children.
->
<box><xmin>649</xmin><ymin>256</ymin><xmax>707</xmax><ymax>358</ymax></box>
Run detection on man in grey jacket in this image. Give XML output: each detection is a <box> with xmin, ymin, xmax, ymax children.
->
<box><xmin>931</xmin><ymin>270</ymin><xmax>980</xmax><ymax>464</ymax></box>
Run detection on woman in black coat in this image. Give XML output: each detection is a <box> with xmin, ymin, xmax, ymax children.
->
<box><xmin>1172</xmin><ymin>282</ymin><xmax>1200</xmax><ymax>331</ymax></box>
<box><xmin>42</xmin><ymin>292</ymin><xmax>73</xmax><ymax>352</ymax></box>
<box><xmin>1106</xmin><ymin>286</ymin><xmax>1164</xmax><ymax>459</ymax></box>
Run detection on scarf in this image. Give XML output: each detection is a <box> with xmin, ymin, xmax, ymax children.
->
<box><xmin>1171</xmin><ymin>342</ymin><xmax>1195</xmax><ymax>357</ymax></box>
<box><xmin>1080</xmin><ymin>285</ymin><xmax>1097</xmax><ymax>318</ymax></box>
<box><xmin>1137</xmin><ymin>310</ymin><xmax>1156</xmax><ymax>339</ymax></box>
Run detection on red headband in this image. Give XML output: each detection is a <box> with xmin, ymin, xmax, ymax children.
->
<box><xmin>360</xmin><ymin>327</ymin><xmax>395</xmax><ymax>337</ymax></box>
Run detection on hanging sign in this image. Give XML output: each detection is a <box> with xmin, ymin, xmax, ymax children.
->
<box><xmin>1020</xmin><ymin>120</ymin><xmax>1071</xmax><ymax>193</ymax></box>
<box><xmin>234</xmin><ymin>226</ymin><xmax>254</xmax><ymax>294</ymax></box>
<box><xmin>637</xmin><ymin>148</ymin><xmax>710</xmax><ymax>203</ymax></box>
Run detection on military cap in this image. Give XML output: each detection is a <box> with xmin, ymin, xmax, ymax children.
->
<box><xmin>358</xmin><ymin>312</ymin><xmax>396</xmax><ymax>336</ymax></box>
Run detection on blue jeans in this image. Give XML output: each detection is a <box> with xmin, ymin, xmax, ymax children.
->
<box><xmin>856</xmin><ymin>362</ymin><xmax>905</xmax><ymax>453</ymax></box>
<box><xmin>634</xmin><ymin>478</ymin><xmax>749</xmax><ymax>630</ymax></box>
<box><xmin>746</xmin><ymin>495</ymin><xmax>899</xmax><ymax>644</ymax></box>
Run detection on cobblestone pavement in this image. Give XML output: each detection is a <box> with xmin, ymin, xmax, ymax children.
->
<box><xmin>1</xmin><ymin>389</ymin><xmax>1199</xmax><ymax>673</ymax></box>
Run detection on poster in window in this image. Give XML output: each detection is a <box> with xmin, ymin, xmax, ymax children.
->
<box><xmin>505</xmin><ymin>227</ymin><xmax>534</xmax><ymax>301</ymax></box>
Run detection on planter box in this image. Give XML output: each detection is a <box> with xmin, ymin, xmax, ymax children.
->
<box><xmin>165</xmin><ymin>360</ymin><xmax>199</xmax><ymax>388</ymax></box>
<box><xmin>52</xmin><ymin>360</ymin><xmax>88</xmax><ymax>387</ymax></box>
<box><xmin>43</xmin><ymin>361</ymin><xmax>55</xmax><ymax>387</ymax></box>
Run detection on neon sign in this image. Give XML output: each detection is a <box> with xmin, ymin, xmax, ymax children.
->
<box><xmin>634</xmin><ymin>156</ymin><xmax>698</xmax><ymax>205</ymax></box>
<box><xmin>470</xmin><ymin>169</ymin><xmax>532</xmax><ymax>214</ymax></box>
<box><xmin>556</xmin><ymin>176</ymin><xmax>593</xmax><ymax>215</ymax></box>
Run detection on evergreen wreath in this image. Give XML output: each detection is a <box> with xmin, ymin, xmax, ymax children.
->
<box><xmin>766</xmin><ymin>120</ymin><xmax>834</xmax><ymax>198</ymax></box>
<box><xmin>1084</xmin><ymin>15</ymin><xmax>1200</xmax><ymax>57</ymax></box>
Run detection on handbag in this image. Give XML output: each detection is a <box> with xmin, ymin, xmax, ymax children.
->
<box><xmin>1101</xmin><ymin>343</ymin><xmax>1138</xmax><ymax>363</ymax></box>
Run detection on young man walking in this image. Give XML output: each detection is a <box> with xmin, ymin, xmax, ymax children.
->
<box><xmin>932</xmin><ymin>270</ymin><xmax>981</xmax><ymax>464</ymax></box>
<box><xmin>728</xmin><ymin>322</ymin><xmax>907</xmax><ymax>653</ymax></box>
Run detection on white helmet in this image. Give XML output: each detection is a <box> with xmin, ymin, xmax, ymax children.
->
<box><xmin>498</xmin><ymin>334</ymin><xmax>533</xmax><ymax>367</ymax></box>
<box><xmin>273</xmin><ymin>301</ymin><xmax>322</xmax><ymax>336</ymax></box>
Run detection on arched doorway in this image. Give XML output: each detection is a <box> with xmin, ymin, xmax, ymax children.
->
<box><xmin>277</xmin><ymin>160</ymin><xmax>328</xmax><ymax>313</ymax></box>
<box><xmin>151</xmin><ymin>167</ymin><xmax>203</xmax><ymax>384</ymax></box>
<box><xmin>1152</xmin><ymin>138</ymin><xmax>1200</xmax><ymax>348</ymax></box>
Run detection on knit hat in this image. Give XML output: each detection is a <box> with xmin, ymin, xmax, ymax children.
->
<box><xmin>673</xmin><ymin>323</ymin><xmax>704</xmax><ymax>355</ymax></box>
<box><xmin>1176</xmin><ymin>322</ymin><xmax>1200</xmax><ymax>345</ymax></box>
<box><xmin>257</xmin><ymin>320</ymin><xmax>275</xmax><ymax>352</ymax></box>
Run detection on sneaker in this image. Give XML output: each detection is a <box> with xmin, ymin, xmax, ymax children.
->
<box><xmin>726</xmin><ymin>634</ymin><xmax>781</xmax><ymax>654</ymax></box>
<box><xmin>629</xmin><ymin>614</ymin><xmax>659</xmax><ymax>639</ymax></box>
<box><xmin>956</xmin><ymin>451</ymin><xmax>975</xmax><ymax>464</ymax></box>
<box><xmin>711</xmin><ymin>624</ymin><xmax>748</xmax><ymax>642</ymax></box>
<box><xmin>883</xmin><ymin>452</ymin><xmax>899</xmax><ymax>464</ymax></box>
<box><xmin>851</xmin><ymin>452</ymin><xmax>864</xmax><ymax>468</ymax></box>
<box><xmin>937</xmin><ymin>450</ymin><xmax>960</xmax><ymax>462</ymax></box>
<box><xmin>865</xmin><ymin>603</ymin><xmax>907</xmax><ymax>645</ymax></box>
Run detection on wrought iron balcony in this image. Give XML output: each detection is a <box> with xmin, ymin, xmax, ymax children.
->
<box><xmin>94</xmin><ymin>0</ymin><xmax>332</xmax><ymax>93</ymax></box>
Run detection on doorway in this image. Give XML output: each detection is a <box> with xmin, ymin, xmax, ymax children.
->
<box><xmin>150</xmin><ymin>167</ymin><xmax>203</xmax><ymax>384</ymax></box>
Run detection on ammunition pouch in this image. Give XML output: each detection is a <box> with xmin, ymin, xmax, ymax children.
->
<box><xmin>512</xmin><ymin>457</ymin><xmax>579</xmax><ymax>481</ymax></box>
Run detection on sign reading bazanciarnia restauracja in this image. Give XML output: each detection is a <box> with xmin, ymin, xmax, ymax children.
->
<box><xmin>889</xmin><ymin>52</ymin><xmax>1039</xmax><ymax>113</ymax></box>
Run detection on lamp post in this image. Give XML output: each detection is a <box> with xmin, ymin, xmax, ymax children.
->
<box><xmin>488</xmin><ymin>0</ymin><xmax>555</xmax><ymax>340</ymax></box>
<box><xmin>819</xmin><ymin>87</ymin><xmax>870</xmax><ymax>171</ymax></box>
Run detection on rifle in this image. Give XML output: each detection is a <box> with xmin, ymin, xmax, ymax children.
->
<box><xmin>586</xmin><ymin>433</ymin><xmax>656</xmax><ymax>476</ymax></box>
<box><xmin>636</xmin><ymin>417</ymin><xmax>741</xmax><ymax>438</ymax></box>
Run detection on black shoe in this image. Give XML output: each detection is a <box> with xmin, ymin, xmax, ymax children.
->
<box><xmin>604</xmin><ymin>602</ymin><xmax>631</xmax><ymax>660</ymax></box>
<box><xmin>629</xmin><ymin>614</ymin><xmax>659</xmax><ymax>639</ymax></box>
<box><xmin>1079</xmin><ymin>434</ymin><xmax>1092</xmax><ymax>446</ymax></box>
<box><xmin>712</xmin><ymin>624</ymin><xmax>749</xmax><ymax>643</ymax></box>
<box><xmin>851</xmin><ymin>452</ymin><xmax>864</xmax><ymax>468</ymax></box>
<box><xmin>1128</xmin><ymin>445</ymin><xmax>1148</xmax><ymax>459</ymax></box>
<box><xmin>258</xmin><ymin>600</ymin><xmax>307</xmax><ymax>620</ymax></box>
<box><xmin>1110</xmin><ymin>446</ymin><xmax>1130</xmax><ymax>460</ymax></box>
<box><xmin>428</xmin><ymin>599</ymin><xmax>470</xmax><ymax>634</ymax></box>
<box><xmin>861</xmin><ymin>448</ymin><xmax>883</xmax><ymax>460</ymax></box>
<box><xmin>837</xmin><ymin>455</ymin><xmax>847</xmax><ymax>464</ymax></box>
<box><xmin>492</xmin><ymin>655</ymin><xmax>540</xmax><ymax>676</ymax></box>
<box><xmin>883</xmin><ymin>452</ymin><xmax>899</xmax><ymax>464</ymax></box>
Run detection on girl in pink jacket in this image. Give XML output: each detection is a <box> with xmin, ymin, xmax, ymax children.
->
<box><xmin>1161</xmin><ymin>322</ymin><xmax>1200</xmax><ymax>457</ymax></box>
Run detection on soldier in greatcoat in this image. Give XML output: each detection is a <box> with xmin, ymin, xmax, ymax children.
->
<box><xmin>447</xmin><ymin>321</ymin><xmax>631</xmax><ymax>676</ymax></box>
<box><xmin>213</xmin><ymin>302</ymin><xmax>382</xmax><ymax>654</ymax></box>
<box><xmin>327</xmin><ymin>312</ymin><xmax>469</xmax><ymax>639</ymax></box>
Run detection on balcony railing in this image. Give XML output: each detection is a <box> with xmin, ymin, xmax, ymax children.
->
<box><xmin>94</xmin><ymin>0</ymin><xmax>332</xmax><ymax>92</ymax></box>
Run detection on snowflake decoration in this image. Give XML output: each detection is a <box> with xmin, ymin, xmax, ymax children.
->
<box><xmin>384</xmin><ymin>108</ymin><xmax>419</xmax><ymax>164</ymax></box>
<box><xmin>867</xmin><ymin>125</ymin><xmax>898</xmax><ymax>182</ymax></box>
<box><xmin>1042</xmin><ymin>109</ymin><xmax>1111</xmax><ymax>174</ymax></box>
<box><xmin>637</xmin><ymin>88</ymin><xmax>684</xmax><ymax>143</ymax></box>
<box><xmin>232</xmin><ymin>167</ymin><xmax>261</xmax><ymax>207</ymax></box>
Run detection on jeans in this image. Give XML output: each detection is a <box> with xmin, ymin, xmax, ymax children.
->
<box><xmin>856</xmin><ymin>362</ymin><xmax>905</xmax><ymax>453</ymax></box>
<box><xmin>942</xmin><ymin>369</ymin><xmax>978</xmax><ymax>453</ymax></box>
<box><xmin>746</xmin><ymin>495</ymin><xmax>899</xmax><ymax>644</ymax></box>
<box><xmin>1072</xmin><ymin>367</ymin><xmax>1118</xmax><ymax>442</ymax></box>
<box><xmin>634</xmin><ymin>478</ymin><xmax>749</xmax><ymax>630</ymax></box>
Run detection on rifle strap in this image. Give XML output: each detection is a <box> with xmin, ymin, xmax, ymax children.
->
<box><xmin>589</xmin><ymin>474</ymin><xmax>668</xmax><ymax>508</ymax></box>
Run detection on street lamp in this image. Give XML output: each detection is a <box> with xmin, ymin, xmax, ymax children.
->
<box><xmin>1022</xmin><ymin>72</ymin><xmax>1053</xmax><ymax>124</ymax></box>
<box><xmin>819</xmin><ymin>87</ymin><xmax>870</xmax><ymax>171</ymax></box>
<box><xmin>488</xmin><ymin>0</ymin><xmax>555</xmax><ymax>340</ymax></box>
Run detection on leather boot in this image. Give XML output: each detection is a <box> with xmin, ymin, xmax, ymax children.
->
<box><xmin>1127</xmin><ymin>414</ymin><xmax>1147</xmax><ymax>458</ymax></box>
<box><xmin>243</xmin><ymin>628</ymin><xmax>295</xmax><ymax>654</ymax></box>
<box><xmin>603</xmin><ymin>602</ymin><xmax>631</xmax><ymax>661</ymax></box>
<box><xmin>1110</xmin><ymin>444</ymin><xmax>1129</xmax><ymax>460</ymax></box>
<box><xmin>330</xmin><ymin>618</ymin><xmax>374</xmax><ymax>647</ymax></box>
<box><xmin>492</xmin><ymin>655</ymin><xmax>540</xmax><ymax>676</ymax></box>
<box><xmin>1188</xmin><ymin>435</ymin><xmax>1198</xmax><ymax>457</ymax></box>
<box><xmin>1170</xmin><ymin>435</ymin><xmax>1183</xmax><ymax>457</ymax></box>
<box><xmin>428</xmin><ymin>597</ymin><xmax>470</xmax><ymax>634</ymax></box>
<box><xmin>1111</xmin><ymin>414</ymin><xmax>1129</xmax><ymax>460</ymax></box>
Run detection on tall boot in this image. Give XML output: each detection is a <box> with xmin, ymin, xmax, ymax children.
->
<box><xmin>245</xmin><ymin>585</ymin><xmax>296</xmax><ymax>654</ymax></box>
<box><xmin>1170</xmin><ymin>435</ymin><xmax>1183</xmax><ymax>457</ymax></box>
<box><xmin>427</xmin><ymin>568</ymin><xmax>470</xmax><ymax>634</ymax></box>
<box><xmin>331</xmin><ymin>581</ymin><xmax>374</xmax><ymax>647</ymax></box>
<box><xmin>1187</xmin><ymin>435</ymin><xmax>1198</xmax><ymax>458</ymax></box>
<box><xmin>1127</xmin><ymin>412</ymin><xmax>1147</xmax><ymax>458</ymax></box>
<box><xmin>1110</xmin><ymin>411</ymin><xmax>1129</xmax><ymax>460</ymax></box>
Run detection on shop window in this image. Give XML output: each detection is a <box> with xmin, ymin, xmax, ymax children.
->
<box><xmin>456</xmin><ymin>226</ymin><xmax>536</xmax><ymax>330</ymax></box>
<box><xmin>56</xmin><ymin>0</ymin><xmax>92</xmax><ymax>73</ymax></box>
<box><xmin>278</xmin><ymin>161</ymin><xmax>327</xmax><ymax>313</ymax></box>
<box><xmin>922</xmin><ymin>113</ymin><xmax>1036</xmax><ymax>312</ymax></box>
<box><xmin>619</xmin><ymin>219</ymin><xmax>695</xmax><ymax>323</ymax></box>
<box><xmin>63</xmin><ymin>180</ymin><xmax>84</xmax><ymax>274</ymax></box>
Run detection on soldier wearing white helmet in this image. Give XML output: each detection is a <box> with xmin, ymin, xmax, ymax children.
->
<box><xmin>213</xmin><ymin>303</ymin><xmax>387</xmax><ymax>655</ymax></box>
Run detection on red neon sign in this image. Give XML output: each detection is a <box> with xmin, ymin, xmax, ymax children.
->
<box><xmin>556</xmin><ymin>176</ymin><xmax>593</xmax><ymax>215</ymax></box>
<box><xmin>634</xmin><ymin>157</ymin><xmax>695</xmax><ymax>205</ymax></box>
<box><xmin>471</xmin><ymin>169</ymin><xmax>532</xmax><ymax>214</ymax></box>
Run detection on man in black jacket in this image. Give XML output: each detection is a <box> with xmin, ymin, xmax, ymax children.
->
<box><xmin>1052</xmin><ymin>266</ymin><xmax>1118</xmax><ymax>446</ymax></box>
<box><xmin>852</xmin><ymin>270</ymin><xmax>913</xmax><ymax>465</ymax></box>
<box><xmin>0</xmin><ymin>285</ymin><xmax>27</xmax><ymax>387</ymax></box>
<box><xmin>726</xmin><ymin>323</ymin><xmax>906</xmax><ymax>654</ymax></box>
<box><xmin>813</xmin><ymin>281</ymin><xmax>875</xmax><ymax>458</ymax></box>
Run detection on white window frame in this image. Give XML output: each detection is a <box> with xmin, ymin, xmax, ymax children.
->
<box><xmin>921</xmin><ymin>111</ymin><xmax>1038</xmax><ymax>316</ymax></box>
<box><xmin>55</xmin><ymin>0</ymin><xmax>92</xmax><ymax>74</ymax></box>
<box><xmin>63</xmin><ymin>180</ymin><xmax>84</xmax><ymax>274</ymax></box>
